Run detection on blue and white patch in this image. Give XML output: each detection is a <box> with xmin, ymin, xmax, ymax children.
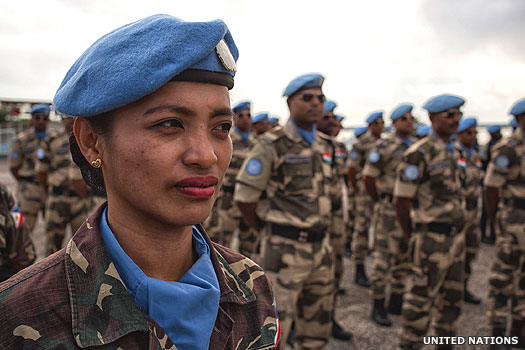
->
<box><xmin>11</xmin><ymin>151</ymin><xmax>19</xmax><ymax>159</ymax></box>
<box><xmin>350</xmin><ymin>151</ymin><xmax>359</xmax><ymax>160</ymax></box>
<box><xmin>404</xmin><ymin>165</ymin><xmax>419</xmax><ymax>181</ymax></box>
<box><xmin>369</xmin><ymin>151</ymin><xmax>380</xmax><ymax>163</ymax></box>
<box><xmin>36</xmin><ymin>148</ymin><xmax>45</xmax><ymax>160</ymax></box>
<box><xmin>495</xmin><ymin>155</ymin><xmax>509</xmax><ymax>169</ymax></box>
<box><xmin>246</xmin><ymin>158</ymin><xmax>263</xmax><ymax>176</ymax></box>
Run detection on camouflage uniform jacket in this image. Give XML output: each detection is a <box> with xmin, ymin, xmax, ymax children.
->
<box><xmin>454</xmin><ymin>141</ymin><xmax>482</xmax><ymax>206</ymax></box>
<box><xmin>235</xmin><ymin>120</ymin><xmax>332</xmax><ymax>230</ymax></box>
<box><xmin>318</xmin><ymin>132</ymin><xmax>347</xmax><ymax>211</ymax></box>
<box><xmin>0</xmin><ymin>184</ymin><xmax>35</xmax><ymax>282</ymax></box>
<box><xmin>348</xmin><ymin>130</ymin><xmax>378</xmax><ymax>178</ymax></box>
<box><xmin>484</xmin><ymin>127</ymin><xmax>525</xmax><ymax>202</ymax></box>
<box><xmin>363</xmin><ymin>134</ymin><xmax>416</xmax><ymax>196</ymax></box>
<box><xmin>9</xmin><ymin>129</ymin><xmax>54</xmax><ymax>180</ymax></box>
<box><xmin>393</xmin><ymin>132</ymin><xmax>466</xmax><ymax>225</ymax></box>
<box><xmin>0</xmin><ymin>206</ymin><xmax>279</xmax><ymax>349</ymax></box>
<box><xmin>222</xmin><ymin>130</ymin><xmax>254</xmax><ymax>190</ymax></box>
<box><xmin>36</xmin><ymin>132</ymin><xmax>78</xmax><ymax>190</ymax></box>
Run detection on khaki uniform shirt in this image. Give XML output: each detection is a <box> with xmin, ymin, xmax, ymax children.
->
<box><xmin>222</xmin><ymin>130</ymin><xmax>254</xmax><ymax>189</ymax></box>
<box><xmin>9</xmin><ymin>129</ymin><xmax>53</xmax><ymax>179</ymax></box>
<box><xmin>36</xmin><ymin>132</ymin><xmax>78</xmax><ymax>189</ymax></box>
<box><xmin>349</xmin><ymin>130</ymin><xmax>378</xmax><ymax>178</ymax></box>
<box><xmin>454</xmin><ymin>142</ymin><xmax>482</xmax><ymax>207</ymax></box>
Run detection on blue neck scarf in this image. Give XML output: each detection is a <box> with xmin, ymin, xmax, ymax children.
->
<box><xmin>99</xmin><ymin>208</ymin><xmax>220</xmax><ymax>350</ymax></box>
<box><xmin>235</xmin><ymin>127</ymin><xmax>251</xmax><ymax>143</ymax></box>
<box><xmin>291</xmin><ymin>119</ymin><xmax>316</xmax><ymax>146</ymax></box>
<box><xmin>34</xmin><ymin>129</ymin><xmax>47</xmax><ymax>140</ymax></box>
<box><xmin>433</xmin><ymin>131</ymin><xmax>455</xmax><ymax>156</ymax></box>
<box><xmin>398</xmin><ymin>136</ymin><xmax>411</xmax><ymax>148</ymax></box>
<box><xmin>461</xmin><ymin>143</ymin><xmax>474</xmax><ymax>157</ymax></box>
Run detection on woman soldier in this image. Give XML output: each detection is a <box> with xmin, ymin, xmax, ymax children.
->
<box><xmin>0</xmin><ymin>15</ymin><xmax>279</xmax><ymax>350</ymax></box>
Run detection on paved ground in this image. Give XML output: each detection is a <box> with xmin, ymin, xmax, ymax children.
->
<box><xmin>0</xmin><ymin>160</ymin><xmax>498</xmax><ymax>349</ymax></box>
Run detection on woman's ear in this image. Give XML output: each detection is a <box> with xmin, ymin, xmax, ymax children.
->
<box><xmin>73</xmin><ymin>118</ymin><xmax>101</xmax><ymax>163</ymax></box>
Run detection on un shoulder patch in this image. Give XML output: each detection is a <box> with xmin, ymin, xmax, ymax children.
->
<box><xmin>36</xmin><ymin>148</ymin><xmax>45</xmax><ymax>160</ymax></box>
<box><xmin>369</xmin><ymin>151</ymin><xmax>380</xmax><ymax>163</ymax></box>
<box><xmin>404</xmin><ymin>165</ymin><xmax>419</xmax><ymax>181</ymax></box>
<box><xmin>495</xmin><ymin>155</ymin><xmax>509</xmax><ymax>169</ymax></box>
<box><xmin>246</xmin><ymin>158</ymin><xmax>263</xmax><ymax>176</ymax></box>
<box><xmin>11</xmin><ymin>151</ymin><xmax>19</xmax><ymax>159</ymax></box>
<box><xmin>350</xmin><ymin>151</ymin><xmax>359</xmax><ymax>160</ymax></box>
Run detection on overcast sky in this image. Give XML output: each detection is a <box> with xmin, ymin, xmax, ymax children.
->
<box><xmin>1</xmin><ymin>0</ymin><xmax>524</xmax><ymax>128</ymax></box>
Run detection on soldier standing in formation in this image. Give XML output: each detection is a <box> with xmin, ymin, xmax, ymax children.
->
<box><xmin>395</xmin><ymin>94</ymin><xmax>467</xmax><ymax>350</ymax></box>
<box><xmin>484</xmin><ymin>97</ymin><xmax>525</xmax><ymax>350</ymax></box>
<box><xmin>36</xmin><ymin>114</ymin><xmax>88</xmax><ymax>255</ymax></box>
<box><xmin>8</xmin><ymin>104</ymin><xmax>53</xmax><ymax>232</ymax></box>
<box><xmin>252</xmin><ymin>112</ymin><xmax>270</xmax><ymax>137</ymax></box>
<box><xmin>363</xmin><ymin>103</ymin><xmax>415</xmax><ymax>327</ymax></box>
<box><xmin>235</xmin><ymin>73</ymin><xmax>334</xmax><ymax>349</ymax></box>
<box><xmin>348</xmin><ymin>111</ymin><xmax>384</xmax><ymax>287</ymax></box>
<box><xmin>455</xmin><ymin>117</ymin><xmax>482</xmax><ymax>305</ymax></box>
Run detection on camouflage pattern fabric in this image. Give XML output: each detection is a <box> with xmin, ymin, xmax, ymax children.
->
<box><xmin>484</xmin><ymin>127</ymin><xmax>525</xmax><ymax>329</ymax></box>
<box><xmin>37</xmin><ymin>132</ymin><xmax>88</xmax><ymax>255</ymax></box>
<box><xmin>363</xmin><ymin>134</ymin><xmax>415</xmax><ymax>300</ymax></box>
<box><xmin>0</xmin><ymin>205</ymin><xmax>279</xmax><ymax>349</ymax></box>
<box><xmin>235</xmin><ymin>120</ymin><xmax>333</xmax><ymax>348</ymax></box>
<box><xmin>0</xmin><ymin>184</ymin><xmax>35</xmax><ymax>282</ymax></box>
<box><xmin>394</xmin><ymin>132</ymin><xmax>467</xmax><ymax>349</ymax></box>
<box><xmin>9</xmin><ymin>129</ymin><xmax>53</xmax><ymax>231</ymax></box>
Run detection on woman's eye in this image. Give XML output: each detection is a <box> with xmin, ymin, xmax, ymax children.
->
<box><xmin>214</xmin><ymin>122</ymin><xmax>232</xmax><ymax>133</ymax></box>
<box><xmin>158</xmin><ymin>119</ymin><xmax>183</xmax><ymax>128</ymax></box>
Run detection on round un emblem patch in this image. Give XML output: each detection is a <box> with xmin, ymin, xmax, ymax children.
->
<box><xmin>36</xmin><ymin>148</ymin><xmax>45</xmax><ymax>160</ymax></box>
<box><xmin>369</xmin><ymin>151</ymin><xmax>380</xmax><ymax>163</ymax></box>
<box><xmin>495</xmin><ymin>155</ymin><xmax>509</xmax><ymax>169</ymax></box>
<box><xmin>350</xmin><ymin>151</ymin><xmax>359</xmax><ymax>160</ymax></box>
<box><xmin>404</xmin><ymin>165</ymin><xmax>419</xmax><ymax>181</ymax></box>
<box><xmin>246</xmin><ymin>158</ymin><xmax>263</xmax><ymax>176</ymax></box>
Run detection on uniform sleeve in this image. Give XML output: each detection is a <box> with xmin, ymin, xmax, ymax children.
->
<box><xmin>235</xmin><ymin>139</ymin><xmax>273</xmax><ymax>192</ymax></box>
<box><xmin>393</xmin><ymin>148</ymin><xmax>425</xmax><ymax>199</ymax></box>
<box><xmin>362</xmin><ymin>144</ymin><xmax>382</xmax><ymax>178</ymax></box>
<box><xmin>348</xmin><ymin>143</ymin><xmax>363</xmax><ymax>169</ymax></box>
<box><xmin>8</xmin><ymin>139</ymin><xmax>22</xmax><ymax>169</ymax></box>
<box><xmin>484</xmin><ymin>144</ymin><xmax>515</xmax><ymax>188</ymax></box>
<box><xmin>35</xmin><ymin>159</ymin><xmax>49</xmax><ymax>173</ymax></box>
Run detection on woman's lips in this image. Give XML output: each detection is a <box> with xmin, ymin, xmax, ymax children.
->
<box><xmin>175</xmin><ymin>176</ymin><xmax>218</xmax><ymax>199</ymax></box>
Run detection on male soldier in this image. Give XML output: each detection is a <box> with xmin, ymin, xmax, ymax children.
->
<box><xmin>348</xmin><ymin>111</ymin><xmax>384</xmax><ymax>287</ymax></box>
<box><xmin>0</xmin><ymin>183</ymin><xmax>35</xmax><ymax>281</ymax></box>
<box><xmin>481</xmin><ymin>125</ymin><xmax>502</xmax><ymax>245</ymax></box>
<box><xmin>363</xmin><ymin>103</ymin><xmax>415</xmax><ymax>327</ymax></box>
<box><xmin>485</xmin><ymin>98</ymin><xmax>525</xmax><ymax>350</ymax></box>
<box><xmin>394</xmin><ymin>94</ymin><xmax>466</xmax><ymax>350</ymax></box>
<box><xmin>36</xmin><ymin>114</ymin><xmax>88</xmax><ymax>255</ymax></box>
<box><xmin>455</xmin><ymin>117</ymin><xmax>482</xmax><ymax>305</ymax></box>
<box><xmin>9</xmin><ymin>104</ymin><xmax>52</xmax><ymax>231</ymax></box>
<box><xmin>318</xmin><ymin>99</ymin><xmax>352</xmax><ymax>341</ymax></box>
<box><xmin>252</xmin><ymin>112</ymin><xmax>269</xmax><ymax>136</ymax></box>
<box><xmin>235</xmin><ymin>73</ymin><xmax>334</xmax><ymax>349</ymax></box>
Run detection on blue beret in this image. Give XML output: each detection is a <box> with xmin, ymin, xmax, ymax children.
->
<box><xmin>509</xmin><ymin>97</ymin><xmax>525</xmax><ymax>116</ymax></box>
<box><xmin>416</xmin><ymin>125</ymin><xmax>431</xmax><ymax>137</ymax></box>
<box><xmin>510</xmin><ymin>118</ymin><xmax>518</xmax><ymax>128</ymax></box>
<box><xmin>487</xmin><ymin>125</ymin><xmax>501</xmax><ymax>134</ymax></box>
<box><xmin>323</xmin><ymin>100</ymin><xmax>337</xmax><ymax>113</ymax></box>
<box><xmin>457</xmin><ymin>117</ymin><xmax>477</xmax><ymax>133</ymax></box>
<box><xmin>54</xmin><ymin>14</ymin><xmax>239</xmax><ymax>117</ymax></box>
<box><xmin>30</xmin><ymin>104</ymin><xmax>50</xmax><ymax>115</ymax></box>
<box><xmin>283</xmin><ymin>73</ymin><xmax>324</xmax><ymax>97</ymax></box>
<box><xmin>422</xmin><ymin>94</ymin><xmax>465</xmax><ymax>113</ymax></box>
<box><xmin>268</xmin><ymin>116</ymin><xmax>279</xmax><ymax>123</ymax></box>
<box><xmin>233</xmin><ymin>101</ymin><xmax>251</xmax><ymax>113</ymax></box>
<box><xmin>390</xmin><ymin>103</ymin><xmax>413</xmax><ymax>121</ymax></box>
<box><xmin>335</xmin><ymin>114</ymin><xmax>344</xmax><ymax>122</ymax></box>
<box><xmin>252</xmin><ymin>112</ymin><xmax>269</xmax><ymax>124</ymax></box>
<box><xmin>365</xmin><ymin>111</ymin><xmax>383</xmax><ymax>124</ymax></box>
<box><xmin>354</xmin><ymin>126</ymin><xmax>368</xmax><ymax>137</ymax></box>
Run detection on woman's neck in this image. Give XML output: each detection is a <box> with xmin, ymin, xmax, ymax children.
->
<box><xmin>105</xmin><ymin>202</ymin><xmax>195</xmax><ymax>282</ymax></box>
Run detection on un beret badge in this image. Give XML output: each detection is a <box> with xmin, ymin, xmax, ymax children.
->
<box><xmin>216</xmin><ymin>39</ymin><xmax>237</xmax><ymax>72</ymax></box>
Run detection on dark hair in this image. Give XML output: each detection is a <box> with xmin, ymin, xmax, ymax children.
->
<box><xmin>69</xmin><ymin>112</ymin><xmax>113</xmax><ymax>194</ymax></box>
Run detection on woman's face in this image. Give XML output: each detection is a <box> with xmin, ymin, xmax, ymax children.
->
<box><xmin>99</xmin><ymin>81</ymin><xmax>233</xmax><ymax>228</ymax></box>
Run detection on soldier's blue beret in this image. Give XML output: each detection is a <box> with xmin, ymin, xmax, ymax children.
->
<box><xmin>354</xmin><ymin>126</ymin><xmax>368</xmax><ymax>137</ymax></box>
<box><xmin>323</xmin><ymin>100</ymin><xmax>337</xmax><ymax>113</ymax></box>
<box><xmin>416</xmin><ymin>125</ymin><xmax>431</xmax><ymax>137</ymax></box>
<box><xmin>335</xmin><ymin>114</ymin><xmax>344</xmax><ymax>122</ymax></box>
<box><xmin>509</xmin><ymin>97</ymin><xmax>525</xmax><ymax>116</ymax></box>
<box><xmin>54</xmin><ymin>14</ymin><xmax>239</xmax><ymax>117</ymax></box>
<box><xmin>268</xmin><ymin>116</ymin><xmax>279</xmax><ymax>123</ymax></box>
<box><xmin>458</xmin><ymin>117</ymin><xmax>477</xmax><ymax>133</ymax></box>
<box><xmin>252</xmin><ymin>112</ymin><xmax>268</xmax><ymax>124</ymax></box>
<box><xmin>487</xmin><ymin>125</ymin><xmax>501</xmax><ymax>134</ymax></box>
<box><xmin>390</xmin><ymin>103</ymin><xmax>413</xmax><ymax>121</ymax></box>
<box><xmin>510</xmin><ymin>118</ymin><xmax>518</xmax><ymax>128</ymax></box>
<box><xmin>422</xmin><ymin>94</ymin><xmax>465</xmax><ymax>113</ymax></box>
<box><xmin>233</xmin><ymin>101</ymin><xmax>251</xmax><ymax>113</ymax></box>
<box><xmin>30</xmin><ymin>104</ymin><xmax>50</xmax><ymax>115</ymax></box>
<box><xmin>282</xmin><ymin>73</ymin><xmax>324</xmax><ymax>97</ymax></box>
<box><xmin>366</xmin><ymin>111</ymin><xmax>383</xmax><ymax>124</ymax></box>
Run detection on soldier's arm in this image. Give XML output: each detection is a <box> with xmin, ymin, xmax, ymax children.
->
<box><xmin>362</xmin><ymin>147</ymin><xmax>382</xmax><ymax>202</ymax></box>
<box><xmin>485</xmin><ymin>186</ymin><xmax>499</xmax><ymax>219</ymax></box>
<box><xmin>347</xmin><ymin>166</ymin><xmax>357</xmax><ymax>190</ymax></box>
<box><xmin>394</xmin><ymin>196</ymin><xmax>412</xmax><ymax>240</ymax></box>
<box><xmin>69</xmin><ymin>163</ymin><xmax>90</xmax><ymax>198</ymax></box>
<box><xmin>8</xmin><ymin>140</ymin><xmax>22</xmax><ymax>182</ymax></box>
<box><xmin>363</xmin><ymin>176</ymin><xmax>377</xmax><ymax>202</ymax></box>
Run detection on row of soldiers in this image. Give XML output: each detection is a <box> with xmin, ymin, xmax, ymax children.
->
<box><xmin>204</xmin><ymin>72</ymin><xmax>525</xmax><ymax>350</ymax></box>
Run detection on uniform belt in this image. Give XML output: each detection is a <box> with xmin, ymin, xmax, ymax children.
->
<box><xmin>222</xmin><ymin>186</ymin><xmax>234</xmax><ymax>194</ymax></box>
<box><xmin>380</xmin><ymin>193</ymin><xmax>393</xmax><ymax>201</ymax></box>
<box><xmin>52</xmin><ymin>186</ymin><xmax>79</xmax><ymax>197</ymax></box>
<box><xmin>466</xmin><ymin>199</ymin><xmax>478</xmax><ymax>210</ymax></box>
<box><xmin>415</xmin><ymin>222</ymin><xmax>464</xmax><ymax>236</ymax></box>
<box><xmin>505</xmin><ymin>198</ymin><xmax>525</xmax><ymax>210</ymax></box>
<box><xmin>271</xmin><ymin>224</ymin><xmax>325</xmax><ymax>243</ymax></box>
<box><xmin>19</xmin><ymin>175</ymin><xmax>38</xmax><ymax>184</ymax></box>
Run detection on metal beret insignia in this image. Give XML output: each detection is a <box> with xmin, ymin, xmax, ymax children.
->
<box><xmin>216</xmin><ymin>39</ymin><xmax>237</xmax><ymax>72</ymax></box>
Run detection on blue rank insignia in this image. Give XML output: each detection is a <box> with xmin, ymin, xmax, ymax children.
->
<box><xmin>404</xmin><ymin>165</ymin><xmax>419</xmax><ymax>180</ymax></box>
<box><xmin>246</xmin><ymin>158</ymin><xmax>262</xmax><ymax>176</ymax></box>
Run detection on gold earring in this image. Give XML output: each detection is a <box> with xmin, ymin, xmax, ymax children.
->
<box><xmin>91</xmin><ymin>159</ymin><xmax>101</xmax><ymax>168</ymax></box>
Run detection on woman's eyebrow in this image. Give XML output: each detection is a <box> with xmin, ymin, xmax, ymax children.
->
<box><xmin>143</xmin><ymin>105</ymin><xmax>194</xmax><ymax>117</ymax></box>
